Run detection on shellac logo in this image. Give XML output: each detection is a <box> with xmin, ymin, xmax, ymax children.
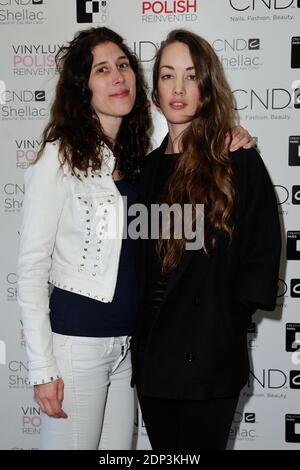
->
<box><xmin>0</xmin><ymin>0</ymin><xmax>46</xmax><ymax>25</ymax></box>
<box><xmin>213</xmin><ymin>38</ymin><xmax>261</xmax><ymax>71</ymax></box>
<box><xmin>15</xmin><ymin>138</ymin><xmax>40</xmax><ymax>170</ymax></box>
<box><xmin>0</xmin><ymin>89</ymin><xmax>47</xmax><ymax>121</ymax></box>
<box><xmin>76</xmin><ymin>0</ymin><xmax>108</xmax><ymax>23</ymax></box>
<box><xmin>8</xmin><ymin>360</ymin><xmax>30</xmax><ymax>389</ymax></box>
<box><xmin>3</xmin><ymin>182</ymin><xmax>25</xmax><ymax>213</ymax></box>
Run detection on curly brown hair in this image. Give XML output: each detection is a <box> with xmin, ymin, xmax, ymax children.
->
<box><xmin>37</xmin><ymin>27</ymin><xmax>151</xmax><ymax>182</ymax></box>
<box><xmin>153</xmin><ymin>29</ymin><xmax>237</xmax><ymax>271</ymax></box>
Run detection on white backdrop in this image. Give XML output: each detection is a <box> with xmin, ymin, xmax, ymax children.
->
<box><xmin>0</xmin><ymin>0</ymin><xmax>299</xmax><ymax>450</ymax></box>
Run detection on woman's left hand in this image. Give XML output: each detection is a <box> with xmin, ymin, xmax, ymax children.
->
<box><xmin>227</xmin><ymin>125</ymin><xmax>256</xmax><ymax>152</ymax></box>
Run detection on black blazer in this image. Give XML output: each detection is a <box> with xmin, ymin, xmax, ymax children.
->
<box><xmin>132</xmin><ymin>137</ymin><xmax>281</xmax><ymax>401</ymax></box>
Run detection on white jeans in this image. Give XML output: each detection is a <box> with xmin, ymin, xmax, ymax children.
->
<box><xmin>40</xmin><ymin>333</ymin><xmax>134</xmax><ymax>450</ymax></box>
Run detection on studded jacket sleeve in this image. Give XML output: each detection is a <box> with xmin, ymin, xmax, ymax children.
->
<box><xmin>17</xmin><ymin>143</ymin><xmax>67</xmax><ymax>385</ymax></box>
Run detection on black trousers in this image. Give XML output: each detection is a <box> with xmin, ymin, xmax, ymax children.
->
<box><xmin>138</xmin><ymin>393</ymin><xmax>239</xmax><ymax>451</ymax></box>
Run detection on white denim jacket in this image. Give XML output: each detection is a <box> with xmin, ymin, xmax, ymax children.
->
<box><xmin>17</xmin><ymin>141</ymin><xmax>125</xmax><ymax>385</ymax></box>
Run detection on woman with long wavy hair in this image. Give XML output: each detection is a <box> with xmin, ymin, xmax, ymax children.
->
<box><xmin>132</xmin><ymin>29</ymin><xmax>281</xmax><ymax>451</ymax></box>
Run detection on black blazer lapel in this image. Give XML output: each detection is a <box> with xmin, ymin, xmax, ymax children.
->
<box><xmin>138</xmin><ymin>134</ymin><xmax>208</xmax><ymax>309</ymax></box>
<box><xmin>138</xmin><ymin>136</ymin><xmax>169</xmax><ymax>304</ymax></box>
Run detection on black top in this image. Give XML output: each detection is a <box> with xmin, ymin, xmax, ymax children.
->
<box><xmin>141</xmin><ymin>154</ymin><xmax>179</xmax><ymax>345</ymax></box>
<box><xmin>49</xmin><ymin>179</ymin><xmax>138</xmax><ymax>337</ymax></box>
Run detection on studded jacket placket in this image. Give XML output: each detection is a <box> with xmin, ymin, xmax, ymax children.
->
<box><xmin>17</xmin><ymin>142</ymin><xmax>124</xmax><ymax>385</ymax></box>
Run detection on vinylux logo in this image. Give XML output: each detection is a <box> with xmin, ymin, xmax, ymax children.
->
<box><xmin>15</xmin><ymin>138</ymin><xmax>40</xmax><ymax>169</ymax></box>
<box><xmin>229</xmin><ymin>0</ymin><xmax>299</xmax><ymax>11</ymax></box>
<box><xmin>142</xmin><ymin>0</ymin><xmax>198</xmax><ymax>22</ymax></box>
<box><xmin>12</xmin><ymin>43</ymin><xmax>60</xmax><ymax>77</ymax></box>
<box><xmin>22</xmin><ymin>405</ymin><xmax>41</xmax><ymax>434</ymax></box>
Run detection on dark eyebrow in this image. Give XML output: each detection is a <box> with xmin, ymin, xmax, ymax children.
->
<box><xmin>92</xmin><ymin>55</ymin><xmax>129</xmax><ymax>69</ymax></box>
<box><xmin>159</xmin><ymin>65</ymin><xmax>195</xmax><ymax>71</ymax></box>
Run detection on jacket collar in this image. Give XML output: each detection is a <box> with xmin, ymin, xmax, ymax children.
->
<box><xmin>102</xmin><ymin>143</ymin><xmax>116</xmax><ymax>174</ymax></box>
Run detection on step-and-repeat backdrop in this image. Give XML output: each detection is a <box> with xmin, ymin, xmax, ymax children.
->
<box><xmin>0</xmin><ymin>0</ymin><xmax>299</xmax><ymax>450</ymax></box>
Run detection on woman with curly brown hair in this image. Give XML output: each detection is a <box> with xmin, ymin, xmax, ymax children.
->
<box><xmin>132</xmin><ymin>29</ymin><xmax>281</xmax><ymax>451</ymax></box>
<box><xmin>17</xmin><ymin>26</ymin><xmax>151</xmax><ymax>450</ymax></box>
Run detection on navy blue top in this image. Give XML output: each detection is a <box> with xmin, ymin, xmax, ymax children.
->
<box><xmin>49</xmin><ymin>179</ymin><xmax>138</xmax><ymax>337</ymax></box>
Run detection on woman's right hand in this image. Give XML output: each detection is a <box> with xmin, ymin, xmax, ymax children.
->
<box><xmin>34</xmin><ymin>378</ymin><xmax>68</xmax><ymax>419</ymax></box>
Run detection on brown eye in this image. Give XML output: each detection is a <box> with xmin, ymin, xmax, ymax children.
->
<box><xmin>118</xmin><ymin>62</ymin><xmax>130</xmax><ymax>69</ymax></box>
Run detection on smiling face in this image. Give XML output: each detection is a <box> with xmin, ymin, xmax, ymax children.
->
<box><xmin>88</xmin><ymin>41</ymin><xmax>136</xmax><ymax>134</ymax></box>
<box><xmin>157</xmin><ymin>41</ymin><xmax>200</xmax><ymax>130</ymax></box>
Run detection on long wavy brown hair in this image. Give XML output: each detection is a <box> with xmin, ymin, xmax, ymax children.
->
<box><xmin>153</xmin><ymin>29</ymin><xmax>237</xmax><ymax>271</ymax></box>
<box><xmin>36</xmin><ymin>27</ymin><xmax>151</xmax><ymax>182</ymax></box>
